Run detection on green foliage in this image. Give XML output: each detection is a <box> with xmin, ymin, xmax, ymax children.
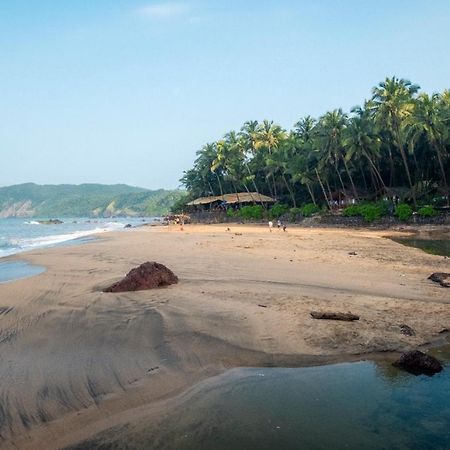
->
<box><xmin>268</xmin><ymin>203</ymin><xmax>289</xmax><ymax>219</ymax></box>
<box><xmin>342</xmin><ymin>202</ymin><xmax>388</xmax><ymax>222</ymax></box>
<box><xmin>342</xmin><ymin>205</ymin><xmax>360</xmax><ymax>217</ymax></box>
<box><xmin>236</xmin><ymin>205</ymin><xmax>264</xmax><ymax>220</ymax></box>
<box><xmin>300</xmin><ymin>203</ymin><xmax>320</xmax><ymax>217</ymax></box>
<box><xmin>417</xmin><ymin>205</ymin><xmax>438</xmax><ymax>218</ymax></box>
<box><xmin>395</xmin><ymin>203</ymin><xmax>413</xmax><ymax>221</ymax></box>
<box><xmin>226</xmin><ymin>208</ymin><xmax>236</xmax><ymax>218</ymax></box>
<box><xmin>289</xmin><ymin>207</ymin><xmax>302</xmax><ymax>221</ymax></box>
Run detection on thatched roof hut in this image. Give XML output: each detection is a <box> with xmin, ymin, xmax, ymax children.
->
<box><xmin>187</xmin><ymin>192</ymin><xmax>276</xmax><ymax>207</ymax></box>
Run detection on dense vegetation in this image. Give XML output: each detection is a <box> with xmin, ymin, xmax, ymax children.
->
<box><xmin>0</xmin><ymin>183</ymin><xmax>183</xmax><ymax>217</ymax></box>
<box><xmin>179</xmin><ymin>77</ymin><xmax>450</xmax><ymax>217</ymax></box>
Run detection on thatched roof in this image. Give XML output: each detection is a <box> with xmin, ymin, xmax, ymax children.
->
<box><xmin>187</xmin><ymin>192</ymin><xmax>276</xmax><ymax>206</ymax></box>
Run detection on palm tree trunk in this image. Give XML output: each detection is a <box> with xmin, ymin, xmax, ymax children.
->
<box><xmin>315</xmin><ymin>168</ymin><xmax>331</xmax><ymax>210</ymax></box>
<box><xmin>305</xmin><ymin>182</ymin><xmax>317</xmax><ymax>206</ymax></box>
<box><xmin>432</xmin><ymin>140</ymin><xmax>450</xmax><ymax>207</ymax></box>
<box><xmin>282</xmin><ymin>173</ymin><xmax>296</xmax><ymax>208</ymax></box>
<box><xmin>342</xmin><ymin>157</ymin><xmax>358</xmax><ymax>201</ymax></box>
<box><xmin>396</xmin><ymin>134</ymin><xmax>416</xmax><ymax>207</ymax></box>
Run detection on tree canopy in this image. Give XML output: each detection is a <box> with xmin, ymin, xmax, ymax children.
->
<box><xmin>180</xmin><ymin>77</ymin><xmax>450</xmax><ymax>210</ymax></box>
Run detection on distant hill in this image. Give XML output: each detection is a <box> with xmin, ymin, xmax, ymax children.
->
<box><xmin>0</xmin><ymin>183</ymin><xmax>183</xmax><ymax>217</ymax></box>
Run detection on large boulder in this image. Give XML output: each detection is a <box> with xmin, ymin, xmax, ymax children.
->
<box><xmin>393</xmin><ymin>350</ymin><xmax>443</xmax><ymax>376</ymax></box>
<box><xmin>104</xmin><ymin>262</ymin><xmax>178</xmax><ymax>293</ymax></box>
<box><xmin>428</xmin><ymin>273</ymin><xmax>450</xmax><ymax>288</ymax></box>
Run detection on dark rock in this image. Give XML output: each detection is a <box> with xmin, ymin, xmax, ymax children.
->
<box><xmin>428</xmin><ymin>272</ymin><xmax>450</xmax><ymax>288</ymax></box>
<box><xmin>38</xmin><ymin>219</ymin><xmax>63</xmax><ymax>225</ymax></box>
<box><xmin>124</xmin><ymin>224</ymin><xmax>132</xmax><ymax>228</ymax></box>
<box><xmin>104</xmin><ymin>262</ymin><xmax>178</xmax><ymax>293</ymax></box>
<box><xmin>393</xmin><ymin>350</ymin><xmax>443</xmax><ymax>375</ymax></box>
<box><xmin>310</xmin><ymin>311</ymin><xmax>359</xmax><ymax>321</ymax></box>
<box><xmin>348</xmin><ymin>252</ymin><xmax>357</xmax><ymax>256</ymax></box>
<box><xmin>399</xmin><ymin>324</ymin><xmax>415</xmax><ymax>336</ymax></box>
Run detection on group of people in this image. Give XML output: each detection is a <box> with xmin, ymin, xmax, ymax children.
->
<box><xmin>268</xmin><ymin>219</ymin><xmax>287</xmax><ymax>232</ymax></box>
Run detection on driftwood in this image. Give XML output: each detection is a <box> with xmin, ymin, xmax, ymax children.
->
<box><xmin>310</xmin><ymin>311</ymin><xmax>359</xmax><ymax>321</ymax></box>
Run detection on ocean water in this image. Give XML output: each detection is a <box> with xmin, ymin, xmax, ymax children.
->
<box><xmin>0</xmin><ymin>217</ymin><xmax>157</xmax><ymax>259</ymax></box>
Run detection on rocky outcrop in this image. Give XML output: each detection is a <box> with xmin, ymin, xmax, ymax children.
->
<box><xmin>428</xmin><ymin>273</ymin><xmax>450</xmax><ymax>288</ymax></box>
<box><xmin>310</xmin><ymin>311</ymin><xmax>360</xmax><ymax>321</ymax></box>
<box><xmin>37</xmin><ymin>219</ymin><xmax>63</xmax><ymax>225</ymax></box>
<box><xmin>393</xmin><ymin>350</ymin><xmax>443</xmax><ymax>375</ymax></box>
<box><xmin>104</xmin><ymin>262</ymin><xmax>178</xmax><ymax>292</ymax></box>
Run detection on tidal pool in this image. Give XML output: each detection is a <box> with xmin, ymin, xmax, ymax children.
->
<box><xmin>0</xmin><ymin>260</ymin><xmax>45</xmax><ymax>283</ymax></box>
<box><xmin>392</xmin><ymin>236</ymin><xmax>450</xmax><ymax>257</ymax></box>
<box><xmin>70</xmin><ymin>357</ymin><xmax>450</xmax><ymax>450</ymax></box>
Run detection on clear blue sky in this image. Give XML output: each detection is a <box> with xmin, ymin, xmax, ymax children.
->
<box><xmin>1</xmin><ymin>0</ymin><xmax>449</xmax><ymax>189</ymax></box>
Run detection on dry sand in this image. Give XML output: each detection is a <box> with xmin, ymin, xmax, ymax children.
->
<box><xmin>0</xmin><ymin>224</ymin><xmax>449</xmax><ymax>449</ymax></box>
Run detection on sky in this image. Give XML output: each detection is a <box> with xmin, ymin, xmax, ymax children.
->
<box><xmin>1</xmin><ymin>0</ymin><xmax>449</xmax><ymax>190</ymax></box>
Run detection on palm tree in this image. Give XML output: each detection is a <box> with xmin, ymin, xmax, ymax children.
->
<box><xmin>254</xmin><ymin>120</ymin><xmax>286</xmax><ymax>198</ymax></box>
<box><xmin>344</xmin><ymin>109</ymin><xmax>386</xmax><ymax>194</ymax></box>
<box><xmin>370</xmin><ymin>77</ymin><xmax>420</xmax><ymax>205</ymax></box>
<box><xmin>406</xmin><ymin>93</ymin><xmax>449</xmax><ymax>206</ymax></box>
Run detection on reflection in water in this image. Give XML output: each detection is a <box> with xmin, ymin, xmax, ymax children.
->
<box><xmin>69</xmin><ymin>358</ymin><xmax>450</xmax><ymax>450</ymax></box>
<box><xmin>392</xmin><ymin>236</ymin><xmax>450</xmax><ymax>257</ymax></box>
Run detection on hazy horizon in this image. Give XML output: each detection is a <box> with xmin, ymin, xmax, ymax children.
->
<box><xmin>2</xmin><ymin>0</ymin><xmax>449</xmax><ymax>189</ymax></box>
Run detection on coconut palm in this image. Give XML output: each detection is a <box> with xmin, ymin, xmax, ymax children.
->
<box><xmin>370</xmin><ymin>77</ymin><xmax>420</xmax><ymax>205</ymax></box>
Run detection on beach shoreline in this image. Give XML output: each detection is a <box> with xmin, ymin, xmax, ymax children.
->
<box><xmin>1</xmin><ymin>223</ymin><xmax>449</xmax><ymax>449</ymax></box>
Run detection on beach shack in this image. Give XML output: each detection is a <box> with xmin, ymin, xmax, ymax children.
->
<box><xmin>186</xmin><ymin>192</ymin><xmax>276</xmax><ymax>222</ymax></box>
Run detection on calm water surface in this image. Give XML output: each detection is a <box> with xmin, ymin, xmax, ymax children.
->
<box><xmin>392</xmin><ymin>236</ymin><xmax>450</xmax><ymax>257</ymax></box>
<box><xmin>71</xmin><ymin>354</ymin><xmax>450</xmax><ymax>450</ymax></box>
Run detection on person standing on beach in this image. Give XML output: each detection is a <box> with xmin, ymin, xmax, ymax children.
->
<box><xmin>277</xmin><ymin>219</ymin><xmax>281</xmax><ymax>229</ymax></box>
<box><xmin>268</xmin><ymin>220</ymin><xmax>273</xmax><ymax>232</ymax></box>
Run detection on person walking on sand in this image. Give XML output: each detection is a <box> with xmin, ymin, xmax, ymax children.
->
<box><xmin>268</xmin><ymin>220</ymin><xmax>273</xmax><ymax>232</ymax></box>
<box><xmin>277</xmin><ymin>219</ymin><xmax>281</xmax><ymax>229</ymax></box>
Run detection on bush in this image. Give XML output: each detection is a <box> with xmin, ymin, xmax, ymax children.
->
<box><xmin>395</xmin><ymin>203</ymin><xmax>413</xmax><ymax>222</ymax></box>
<box><xmin>342</xmin><ymin>205</ymin><xmax>360</xmax><ymax>217</ymax></box>
<box><xmin>226</xmin><ymin>208</ymin><xmax>236</xmax><ymax>218</ymax></box>
<box><xmin>342</xmin><ymin>202</ymin><xmax>387</xmax><ymax>223</ymax></box>
<box><xmin>358</xmin><ymin>204</ymin><xmax>382</xmax><ymax>222</ymax></box>
<box><xmin>289</xmin><ymin>207</ymin><xmax>302</xmax><ymax>222</ymax></box>
<box><xmin>300</xmin><ymin>203</ymin><xmax>320</xmax><ymax>217</ymax></box>
<box><xmin>417</xmin><ymin>206</ymin><xmax>438</xmax><ymax>218</ymax></box>
<box><xmin>268</xmin><ymin>203</ymin><xmax>289</xmax><ymax>219</ymax></box>
<box><xmin>237</xmin><ymin>205</ymin><xmax>264</xmax><ymax>220</ymax></box>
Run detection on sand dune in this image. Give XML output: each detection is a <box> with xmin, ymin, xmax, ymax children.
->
<box><xmin>0</xmin><ymin>224</ymin><xmax>449</xmax><ymax>449</ymax></box>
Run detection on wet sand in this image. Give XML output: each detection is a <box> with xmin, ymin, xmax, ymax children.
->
<box><xmin>0</xmin><ymin>224</ymin><xmax>449</xmax><ymax>449</ymax></box>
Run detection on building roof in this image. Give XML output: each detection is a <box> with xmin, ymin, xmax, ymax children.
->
<box><xmin>187</xmin><ymin>192</ymin><xmax>276</xmax><ymax>206</ymax></box>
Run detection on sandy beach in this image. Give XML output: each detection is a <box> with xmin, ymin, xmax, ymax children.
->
<box><xmin>0</xmin><ymin>224</ymin><xmax>449</xmax><ymax>449</ymax></box>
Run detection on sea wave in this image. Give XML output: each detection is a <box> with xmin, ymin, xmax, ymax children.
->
<box><xmin>0</xmin><ymin>223</ymin><xmax>124</xmax><ymax>258</ymax></box>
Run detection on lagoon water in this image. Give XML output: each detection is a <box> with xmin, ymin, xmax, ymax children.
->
<box><xmin>392</xmin><ymin>236</ymin><xmax>450</xmax><ymax>258</ymax></box>
<box><xmin>73</xmin><ymin>356</ymin><xmax>450</xmax><ymax>450</ymax></box>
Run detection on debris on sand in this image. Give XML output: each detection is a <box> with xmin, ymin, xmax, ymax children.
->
<box><xmin>310</xmin><ymin>311</ymin><xmax>360</xmax><ymax>321</ymax></box>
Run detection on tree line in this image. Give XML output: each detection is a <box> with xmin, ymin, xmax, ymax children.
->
<box><xmin>179</xmin><ymin>77</ymin><xmax>450</xmax><ymax>212</ymax></box>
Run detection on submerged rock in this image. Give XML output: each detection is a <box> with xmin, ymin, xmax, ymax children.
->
<box><xmin>38</xmin><ymin>219</ymin><xmax>63</xmax><ymax>225</ymax></box>
<box><xmin>124</xmin><ymin>224</ymin><xmax>132</xmax><ymax>228</ymax></box>
<box><xmin>428</xmin><ymin>273</ymin><xmax>450</xmax><ymax>288</ymax></box>
<box><xmin>393</xmin><ymin>350</ymin><xmax>443</xmax><ymax>376</ymax></box>
<box><xmin>104</xmin><ymin>262</ymin><xmax>178</xmax><ymax>293</ymax></box>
